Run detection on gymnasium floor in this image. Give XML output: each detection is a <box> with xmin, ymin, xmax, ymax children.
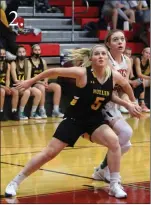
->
<box><xmin>1</xmin><ymin>113</ymin><xmax>150</xmax><ymax>204</ymax></box>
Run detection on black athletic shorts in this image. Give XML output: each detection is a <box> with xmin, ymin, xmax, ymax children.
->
<box><xmin>133</xmin><ymin>83</ymin><xmax>144</xmax><ymax>99</ymax></box>
<box><xmin>53</xmin><ymin>115</ymin><xmax>107</xmax><ymax>147</ymax></box>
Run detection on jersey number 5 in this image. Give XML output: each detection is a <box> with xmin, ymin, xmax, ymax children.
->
<box><xmin>91</xmin><ymin>97</ymin><xmax>105</xmax><ymax>110</ymax></box>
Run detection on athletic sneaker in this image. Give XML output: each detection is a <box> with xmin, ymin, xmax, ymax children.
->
<box><xmin>92</xmin><ymin>166</ymin><xmax>122</xmax><ymax>184</ymax></box>
<box><xmin>119</xmin><ymin>106</ymin><xmax>129</xmax><ymax>114</ymax></box>
<box><xmin>141</xmin><ymin>104</ymin><xmax>150</xmax><ymax>113</ymax></box>
<box><xmin>0</xmin><ymin>112</ymin><xmax>8</xmax><ymax>121</ymax></box>
<box><xmin>109</xmin><ymin>183</ymin><xmax>127</xmax><ymax>198</ymax></box>
<box><xmin>30</xmin><ymin>112</ymin><xmax>42</xmax><ymax>119</ymax></box>
<box><xmin>39</xmin><ymin>109</ymin><xmax>47</xmax><ymax>119</ymax></box>
<box><xmin>19</xmin><ymin>112</ymin><xmax>28</xmax><ymax>120</ymax></box>
<box><xmin>52</xmin><ymin>110</ymin><xmax>64</xmax><ymax>118</ymax></box>
<box><xmin>5</xmin><ymin>181</ymin><xmax>18</xmax><ymax>197</ymax></box>
<box><xmin>11</xmin><ymin>111</ymin><xmax>19</xmax><ymax>121</ymax></box>
<box><xmin>92</xmin><ymin>166</ymin><xmax>110</xmax><ymax>183</ymax></box>
<box><xmin>6</xmin><ymin>51</ymin><xmax>16</xmax><ymax>61</ymax></box>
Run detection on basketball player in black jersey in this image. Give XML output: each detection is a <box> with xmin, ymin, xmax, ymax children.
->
<box><xmin>27</xmin><ymin>44</ymin><xmax>63</xmax><ymax>118</ymax></box>
<box><xmin>134</xmin><ymin>47</ymin><xmax>150</xmax><ymax>112</ymax></box>
<box><xmin>5</xmin><ymin>45</ymin><xmax>141</xmax><ymax>198</ymax></box>
<box><xmin>0</xmin><ymin>48</ymin><xmax>19</xmax><ymax>121</ymax></box>
<box><xmin>11</xmin><ymin>46</ymin><xmax>42</xmax><ymax>120</ymax></box>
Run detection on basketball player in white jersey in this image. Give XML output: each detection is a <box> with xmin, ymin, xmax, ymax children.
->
<box><xmin>92</xmin><ymin>30</ymin><xmax>136</xmax><ymax>183</ymax></box>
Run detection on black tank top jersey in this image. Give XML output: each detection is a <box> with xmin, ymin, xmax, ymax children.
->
<box><xmin>29</xmin><ymin>57</ymin><xmax>44</xmax><ymax>79</ymax></box>
<box><xmin>133</xmin><ymin>56</ymin><xmax>150</xmax><ymax>78</ymax></box>
<box><xmin>16</xmin><ymin>61</ymin><xmax>26</xmax><ymax>81</ymax></box>
<box><xmin>140</xmin><ymin>57</ymin><xmax>150</xmax><ymax>76</ymax></box>
<box><xmin>0</xmin><ymin>61</ymin><xmax>8</xmax><ymax>86</ymax></box>
<box><xmin>65</xmin><ymin>67</ymin><xmax>113</xmax><ymax>120</ymax></box>
<box><xmin>10</xmin><ymin>60</ymin><xmax>28</xmax><ymax>87</ymax></box>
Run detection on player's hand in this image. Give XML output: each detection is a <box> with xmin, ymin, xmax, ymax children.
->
<box><xmin>127</xmin><ymin>103</ymin><xmax>142</xmax><ymax>118</ymax></box>
<box><xmin>14</xmin><ymin>79</ymin><xmax>33</xmax><ymax>90</ymax></box>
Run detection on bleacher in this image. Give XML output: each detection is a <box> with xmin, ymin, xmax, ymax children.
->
<box><xmin>15</xmin><ymin>0</ymin><xmax>149</xmax><ymax>65</ymax></box>
<box><xmin>2</xmin><ymin>0</ymin><xmax>150</xmax><ymax>119</ymax></box>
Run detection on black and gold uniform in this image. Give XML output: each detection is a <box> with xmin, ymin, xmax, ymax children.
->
<box><xmin>29</xmin><ymin>57</ymin><xmax>44</xmax><ymax>78</ymax></box>
<box><xmin>0</xmin><ymin>61</ymin><xmax>8</xmax><ymax>86</ymax></box>
<box><xmin>53</xmin><ymin>67</ymin><xmax>113</xmax><ymax>146</ymax></box>
<box><xmin>132</xmin><ymin>56</ymin><xmax>150</xmax><ymax>98</ymax></box>
<box><xmin>16</xmin><ymin>63</ymin><xmax>24</xmax><ymax>81</ymax></box>
<box><xmin>133</xmin><ymin>56</ymin><xmax>150</xmax><ymax>78</ymax></box>
<box><xmin>10</xmin><ymin>59</ymin><xmax>28</xmax><ymax>87</ymax></box>
<box><xmin>140</xmin><ymin>57</ymin><xmax>150</xmax><ymax>76</ymax></box>
<box><xmin>16</xmin><ymin>60</ymin><xmax>28</xmax><ymax>81</ymax></box>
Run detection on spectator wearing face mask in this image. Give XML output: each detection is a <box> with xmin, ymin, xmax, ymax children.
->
<box><xmin>27</xmin><ymin>44</ymin><xmax>64</xmax><ymax>118</ymax></box>
<box><xmin>0</xmin><ymin>48</ymin><xmax>19</xmax><ymax>121</ymax></box>
<box><xmin>10</xmin><ymin>46</ymin><xmax>42</xmax><ymax>120</ymax></box>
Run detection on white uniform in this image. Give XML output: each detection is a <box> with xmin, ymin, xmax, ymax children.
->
<box><xmin>102</xmin><ymin>52</ymin><xmax>128</xmax><ymax>121</ymax></box>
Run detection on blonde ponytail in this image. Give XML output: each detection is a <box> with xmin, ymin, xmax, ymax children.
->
<box><xmin>64</xmin><ymin>45</ymin><xmax>112</xmax><ymax>83</ymax></box>
<box><xmin>64</xmin><ymin>48</ymin><xmax>92</xmax><ymax>67</ymax></box>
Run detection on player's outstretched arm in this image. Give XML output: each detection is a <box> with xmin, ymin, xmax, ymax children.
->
<box><xmin>14</xmin><ymin>66</ymin><xmax>87</xmax><ymax>90</ymax></box>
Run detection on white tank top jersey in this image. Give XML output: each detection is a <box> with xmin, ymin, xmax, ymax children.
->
<box><xmin>102</xmin><ymin>52</ymin><xmax>129</xmax><ymax>121</ymax></box>
<box><xmin>108</xmin><ymin>52</ymin><xmax>128</xmax><ymax>78</ymax></box>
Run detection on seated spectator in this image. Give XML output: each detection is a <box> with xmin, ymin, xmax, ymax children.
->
<box><xmin>133</xmin><ymin>47</ymin><xmax>150</xmax><ymax>112</ymax></box>
<box><xmin>27</xmin><ymin>44</ymin><xmax>63</xmax><ymax>118</ymax></box>
<box><xmin>101</xmin><ymin>0</ymin><xmax>119</xmax><ymax>29</ymax></box>
<box><xmin>0</xmin><ymin>48</ymin><xmax>19</xmax><ymax>121</ymax></box>
<box><xmin>128</xmin><ymin>0</ymin><xmax>150</xmax><ymax>45</ymax></box>
<box><xmin>124</xmin><ymin>47</ymin><xmax>145</xmax><ymax>108</ymax></box>
<box><xmin>128</xmin><ymin>0</ymin><xmax>150</xmax><ymax>23</ymax></box>
<box><xmin>120</xmin><ymin>0</ymin><xmax>136</xmax><ymax>23</ymax></box>
<box><xmin>101</xmin><ymin>0</ymin><xmax>135</xmax><ymax>30</ymax></box>
<box><xmin>11</xmin><ymin>46</ymin><xmax>42</xmax><ymax>120</ymax></box>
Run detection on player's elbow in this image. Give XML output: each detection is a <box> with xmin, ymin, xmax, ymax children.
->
<box><xmin>76</xmin><ymin>69</ymin><xmax>87</xmax><ymax>88</ymax></box>
<box><xmin>78</xmin><ymin>68</ymin><xmax>86</xmax><ymax>78</ymax></box>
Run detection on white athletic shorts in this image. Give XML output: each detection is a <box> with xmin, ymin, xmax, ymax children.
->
<box><xmin>102</xmin><ymin>101</ymin><xmax>123</xmax><ymax>122</ymax></box>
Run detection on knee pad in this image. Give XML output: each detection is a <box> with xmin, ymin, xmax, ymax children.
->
<box><xmin>113</xmin><ymin>119</ymin><xmax>133</xmax><ymax>146</ymax></box>
<box><xmin>121</xmin><ymin>141</ymin><xmax>132</xmax><ymax>154</ymax></box>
